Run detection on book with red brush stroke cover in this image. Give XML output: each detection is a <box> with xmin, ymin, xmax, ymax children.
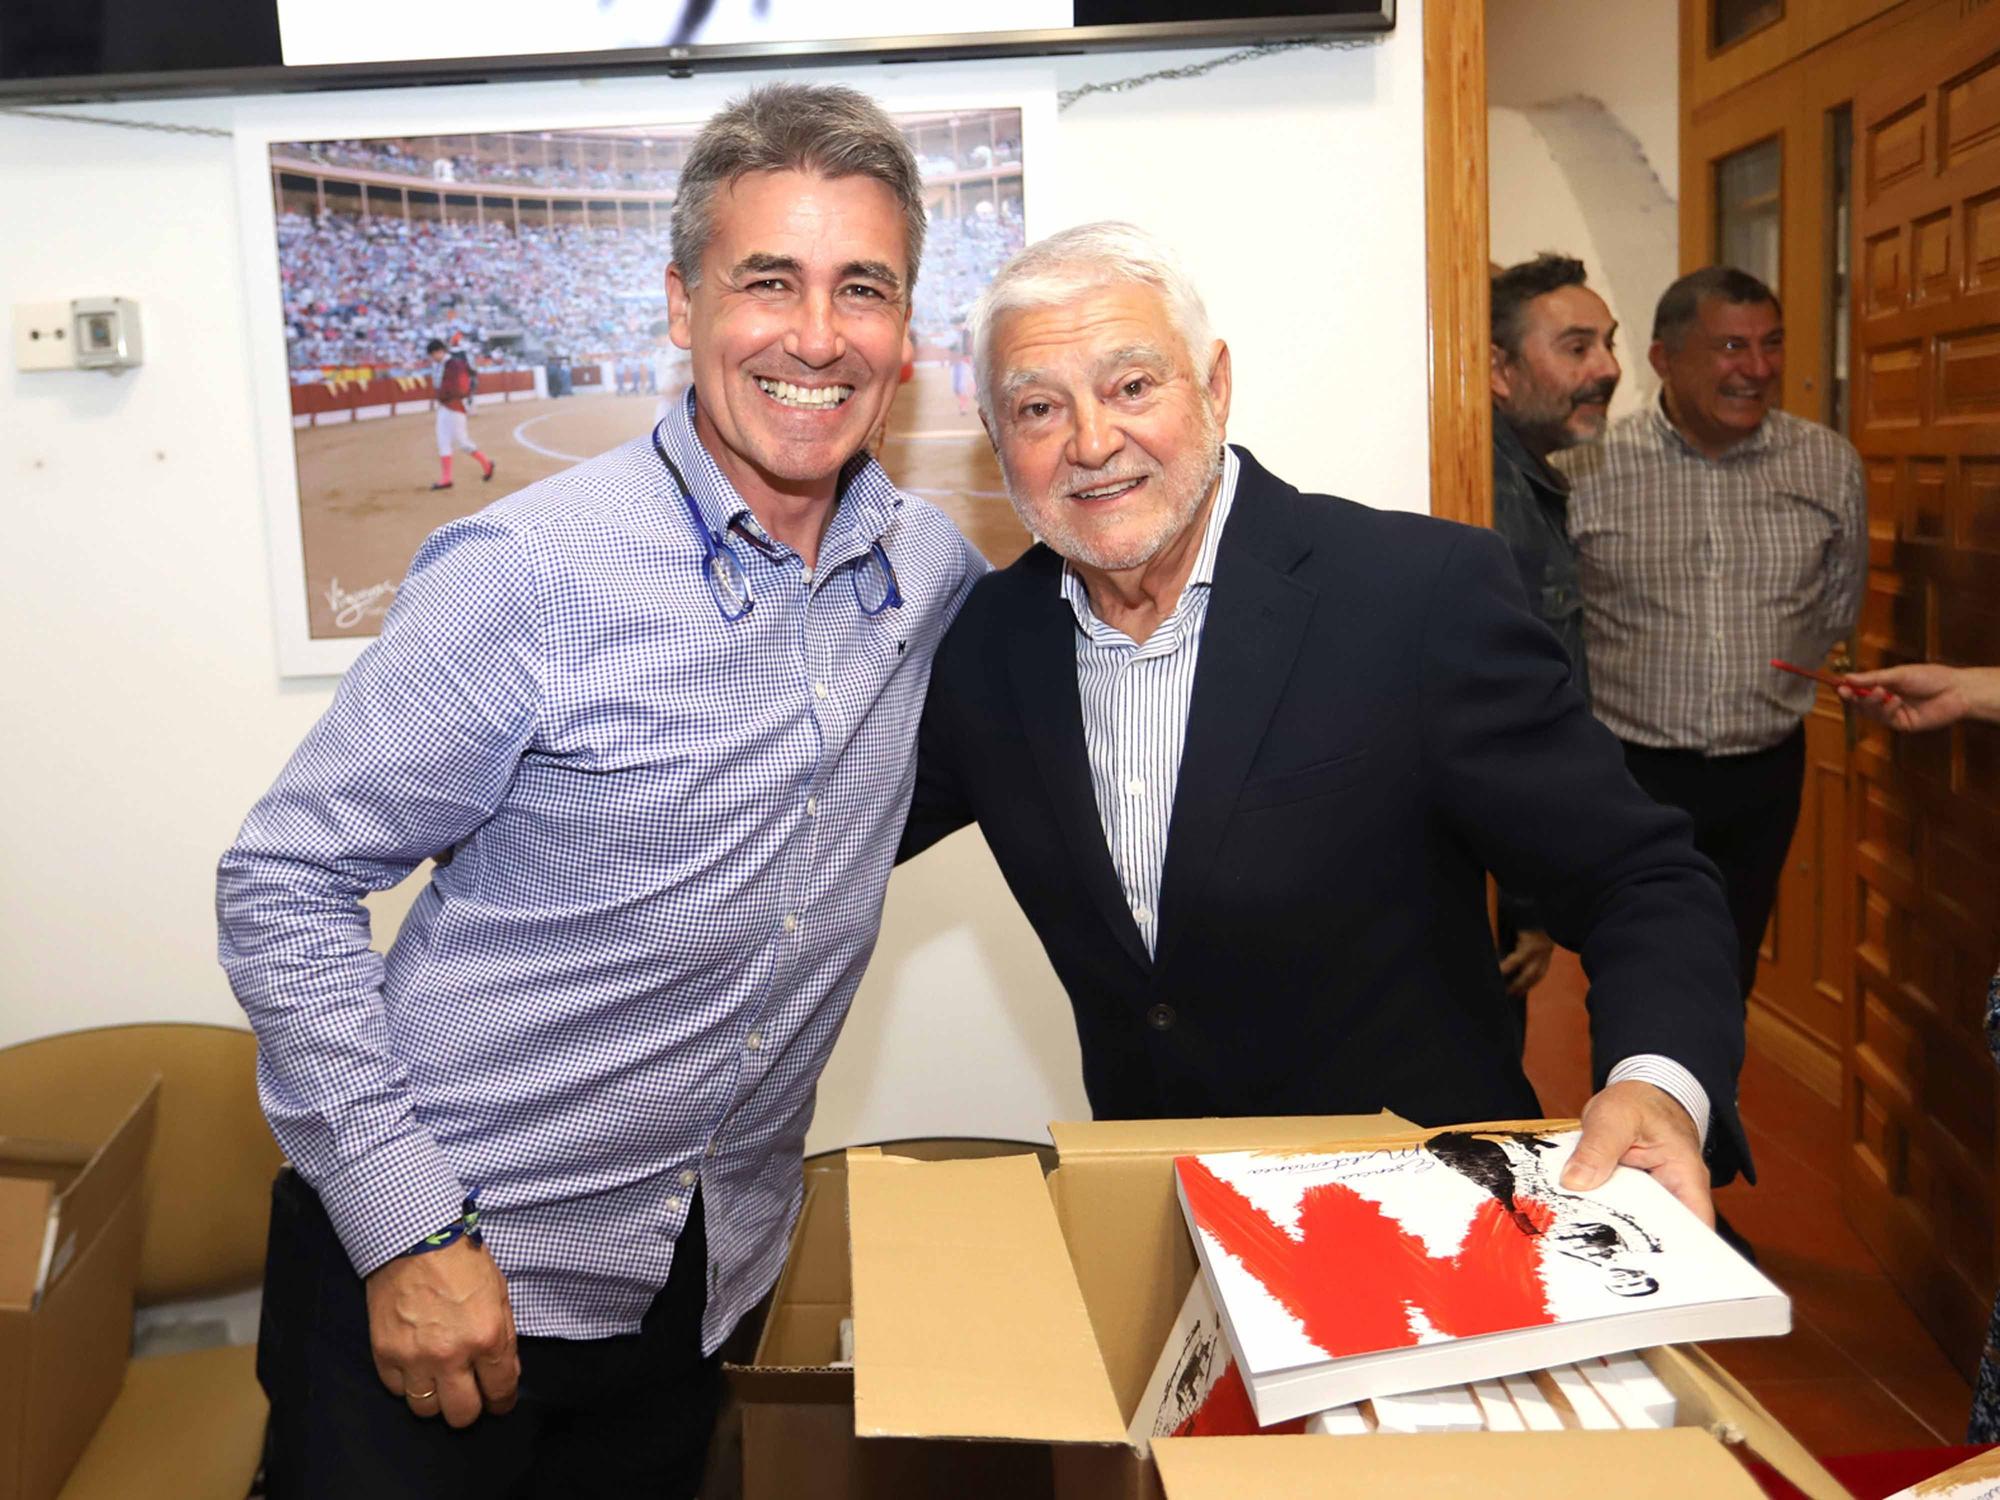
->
<box><xmin>1174</xmin><ymin>1127</ymin><xmax>1790</xmax><ymax>1426</ymax></box>
<box><xmin>1125</xmin><ymin>1272</ymin><xmax>1308</xmax><ymax>1455</ymax></box>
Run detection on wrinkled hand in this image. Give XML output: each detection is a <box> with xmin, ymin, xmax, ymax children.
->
<box><xmin>1561</xmin><ymin>1079</ymin><xmax>1712</xmax><ymax>1226</ymax></box>
<box><xmin>1498</xmin><ymin>928</ymin><xmax>1555</xmax><ymax>998</ymax></box>
<box><xmin>1841</xmin><ymin>663</ymin><xmax>2000</xmax><ymax>733</ymax></box>
<box><xmin>365</xmin><ymin>1236</ymin><xmax>519</xmax><ymax>1427</ymax></box>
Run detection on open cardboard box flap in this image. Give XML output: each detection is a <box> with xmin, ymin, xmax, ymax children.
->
<box><xmin>1151</xmin><ymin>1429</ymin><xmax>1768</xmax><ymax>1499</ymax></box>
<box><xmin>846</xmin><ymin>1114</ymin><xmax>1425</xmax><ymax>1448</ymax></box>
<box><xmin>0</xmin><ymin>1082</ymin><xmax>158</xmax><ymax>1313</ymax></box>
<box><xmin>1046</xmin><ymin>1111</ymin><xmax>1423</xmax><ymax>1160</ymax></box>
<box><xmin>847</xmin><ymin>1148</ymin><xmax>1127</xmax><ymax>1445</ymax></box>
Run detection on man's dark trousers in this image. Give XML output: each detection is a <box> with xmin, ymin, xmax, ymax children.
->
<box><xmin>1619</xmin><ymin>725</ymin><xmax>1807</xmax><ymax>1004</ymax></box>
<box><xmin>258</xmin><ymin>1170</ymin><xmax>720</xmax><ymax>1499</ymax></box>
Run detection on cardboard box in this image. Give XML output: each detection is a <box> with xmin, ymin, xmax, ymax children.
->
<box><xmin>728</xmin><ymin>1140</ymin><xmax>1060</xmax><ymax>1500</ymax></box>
<box><xmin>0</xmin><ymin>1078</ymin><xmax>159</xmax><ymax>1500</ymax></box>
<box><xmin>846</xmin><ymin>1115</ymin><xmax>1852</xmax><ymax>1500</ymax></box>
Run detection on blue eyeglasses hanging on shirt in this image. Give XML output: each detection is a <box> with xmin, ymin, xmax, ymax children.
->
<box><xmin>653</xmin><ymin>426</ymin><xmax>903</xmax><ymax>624</ymax></box>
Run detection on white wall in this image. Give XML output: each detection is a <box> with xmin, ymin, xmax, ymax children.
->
<box><xmin>0</xmin><ymin>14</ymin><xmax>1432</xmax><ymax>1149</ymax></box>
<box><xmin>1487</xmin><ymin>0</ymin><xmax>1679</xmax><ymax>423</ymax></box>
<box><xmin>1486</xmin><ymin>0</ymin><xmax>1679</xmax><ymax>201</ymax></box>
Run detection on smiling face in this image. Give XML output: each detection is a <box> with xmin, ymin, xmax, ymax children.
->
<box><xmin>666</xmin><ymin>168</ymin><xmax>911</xmax><ymax>508</ymax></box>
<box><xmin>985</xmin><ymin>281</ymin><xmax>1231</xmax><ymax>578</ymax></box>
<box><xmin>1651</xmin><ymin>295</ymin><xmax>1784</xmax><ymax>456</ymax></box>
<box><xmin>1490</xmin><ymin>285</ymin><xmax>1621</xmax><ymax>457</ymax></box>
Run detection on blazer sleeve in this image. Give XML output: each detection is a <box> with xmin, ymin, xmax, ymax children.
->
<box><xmin>897</xmin><ymin>622</ymin><xmax>976</xmax><ymax>864</ymax></box>
<box><xmin>1415</xmin><ymin>524</ymin><xmax>1752</xmax><ymax>1181</ymax></box>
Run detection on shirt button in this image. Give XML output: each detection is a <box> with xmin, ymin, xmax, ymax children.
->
<box><xmin>666</xmin><ymin>1194</ymin><xmax>686</xmax><ymax>1212</ymax></box>
<box><xmin>1146</xmin><ymin>1003</ymin><xmax>1176</xmax><ymax>1031</ymax></box>
<box><xmin>813</xmin><ymin>681</ymin><xmax>829</xmax><ymax>700</ymax></box>
<box><xmin>706</xmin><ymin>1140</ymin><xmax>718</xmax><ymax>1157</ymax></box>
<box><xmin>746</xmin><ymin>1031</ymin><xmax>764</xmax><ymax>1052</ymax></box>
<box><xmin>1133</xmin><ymin>904</ymin><xmax>1153</xmax><ymax>925</ymax></box>
<box><xmin>801</xmin><ymin>566</ymin><xmax>814</xmax><ymax>586</ymax></box>
<box><xmin>783</xmin><ymin>912</ymin><xmax>799</xmax><ymax>933</ymax></box>
<box><xmin>806</xmin><ymin>796</ymin><xmax>819</xmax><ymax>817</ymax></box>
<box><xmin>680</xmin><ymin>1168</ymin><xmax>697</xmax><ymax>1187</ymax></box>
<box><xmin>1125</xmin><ymin>777</ymin><xmax>1146</xmax><ymax>797</ymax></box>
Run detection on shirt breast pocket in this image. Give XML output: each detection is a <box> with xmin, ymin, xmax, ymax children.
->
<box><xmin>1236</xmin><ymin>748</ymin><xmax>1372</xmax><ymax>812</ymax></box>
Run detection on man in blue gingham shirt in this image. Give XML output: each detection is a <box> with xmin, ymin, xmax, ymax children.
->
<box><xmin>219</xmin><ymin>84</ymin><xmax>982</xmax><ymax>1498</ymax></box>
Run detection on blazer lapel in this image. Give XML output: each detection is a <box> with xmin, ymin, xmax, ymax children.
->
<box><xmin>1007</xmin><ymin>578</ymin><xmax>1154</xmax><ymax>974</ymax></box>
<box><xmin>1153</xmin><ymin>464</ymin><xmax>1317</xmax><ymax>973</ymax></box>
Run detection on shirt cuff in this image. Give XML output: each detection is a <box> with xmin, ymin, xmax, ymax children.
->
<box><xmin>314</xmin><ymin>1132</ymin><xmax>470</xmax><ymax>1277</ymax></box>
<box><xmin>1605</xmin><ymin>1054</ymin><xmax>1711</xmax><ymax>1145</ymax></box>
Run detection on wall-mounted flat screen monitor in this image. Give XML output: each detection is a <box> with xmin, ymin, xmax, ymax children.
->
<box><xmin>0</xmin><ymin>0</ymin><xmax>1394</xmax><ymax>104</ymax></box>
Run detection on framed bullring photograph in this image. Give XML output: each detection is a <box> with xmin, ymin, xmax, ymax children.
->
<box><xmin>234</xmin><ymin>73</ymin><xmax>1054</xmax><ymax>676</ymax></box>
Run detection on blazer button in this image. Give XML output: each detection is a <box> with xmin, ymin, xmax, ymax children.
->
<box><xmin>1146</xmin><ymin>1003</ymin><xmax>1176</xmax><ymax>1031</ymax></box>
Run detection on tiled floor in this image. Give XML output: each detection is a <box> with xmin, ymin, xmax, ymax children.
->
<box><xmin>1523</xmin><ymin>949</ymin><xmax>1977</xmax><ymax>1459</ymax></box>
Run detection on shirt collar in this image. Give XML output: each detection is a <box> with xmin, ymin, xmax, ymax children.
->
<box><xmin>655</xmin><ymin>385</ymin><xmax>901</xmax><ymax>560</ymax></box>
<box><xmin>1648</xmin><ymin>388</ymin><xmax>1777</xmax><ymax>462</ymax></box>
<box><xmin>1059</xmin><ymin>444</ymin><xmax>1241</xmax><ymax>636</ymax></box>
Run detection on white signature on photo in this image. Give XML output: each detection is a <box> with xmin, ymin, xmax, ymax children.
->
<box><xmin>326</xmin><ymin>577</ymin><xmax>398</xmax><ymax>629</ymax></box>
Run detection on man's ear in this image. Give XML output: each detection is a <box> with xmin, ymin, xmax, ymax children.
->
<box><xmin>1205</xmin><ymin>340</ymin><xmax>1233</xmax><ymax>435</ymax></box>
<box><xmin>1490</xmin><ymin>342</ymin><xmax>1512</xmax><ymax>402</ymax></box>
<box><xmin>978</xmin><ymin>408</ymin><xmax>998</xmax><ymax>454</ymax></box>
<box><xmin>1648</xmin><ymin>338</ymin><xmax>1670</xmax><ymax>382</ymax></box>
<box><xmin>665</xmin><ymin>264</ymin><xmax>695</xmax><ymax>351</ymax></box>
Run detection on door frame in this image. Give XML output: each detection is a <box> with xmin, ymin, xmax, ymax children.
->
<box><xmin>1424</xmin><ymin>0</ymin><xmax>1492</xmax><ymax>529</ymax></box>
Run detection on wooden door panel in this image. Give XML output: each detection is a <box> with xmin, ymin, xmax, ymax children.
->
<box><xmin>1753</xmin><ymin>701</ymin><xmax>1848</xmax><ymax>1102</ymax></box>
<box><xmin>1848</xmin><ymin>4</ymin><xmax>2000</xmax><ymax>1381</ymax></box>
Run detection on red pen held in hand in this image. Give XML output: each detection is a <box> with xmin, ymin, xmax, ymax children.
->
<box><xmin>1770</xmin><ymin>659</ymin><xmax>1886</xmax><ymax>698</ymax></box>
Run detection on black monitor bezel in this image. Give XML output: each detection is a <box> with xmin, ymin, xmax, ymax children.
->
<box><xmin>0</xmin><ymin>8</ymin><xmax>1396</xmax><ymax>106</ymax></box>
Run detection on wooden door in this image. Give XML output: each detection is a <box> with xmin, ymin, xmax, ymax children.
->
<box><xmin>1749</xmin><ymin>697</ymin><xmax>1853</xmax><ymax>1106</ymax></box>
<box><xmin>1846</xmin><ymin>6</ymin><xmax>2000</xmax><ymax>1379</ymax></box>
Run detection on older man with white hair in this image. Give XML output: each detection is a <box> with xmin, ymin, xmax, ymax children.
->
<box><xmin>901</xmin><ymin>222</ymin><xmax>1754</xmax><ymax>1217</ymax></box>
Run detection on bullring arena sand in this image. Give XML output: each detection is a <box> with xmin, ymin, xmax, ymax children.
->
<box><xmin>295</xmin><ymin>363</ymin><xmax>1031</xmax><ymax>639</ymax></box>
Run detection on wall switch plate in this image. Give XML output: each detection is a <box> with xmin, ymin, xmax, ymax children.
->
<box><xmin>14</xmin><ymin>302</ymin><xmax>76</xmax><ymax>371</ymax></box>
<box><xmin>72</xmin><ymin>296</ymin><xmax>142</xmax><ymax>372</ymax></box>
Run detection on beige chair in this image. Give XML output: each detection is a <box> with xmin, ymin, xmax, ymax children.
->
<box><xmin>0</xmin><ymin>1023</ymin><xmax>282</xmax><ymax>1500</ymax></box>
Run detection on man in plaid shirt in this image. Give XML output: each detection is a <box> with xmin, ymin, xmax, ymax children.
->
<box><xmin>1562</xmin><ymin>266</ymin><xmax>1865</xmax><ymax>1015</ymax></box>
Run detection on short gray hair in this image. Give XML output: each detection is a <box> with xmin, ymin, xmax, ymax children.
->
<box><xmin>1652</xmin><ymin>265</ymin><xmax>1782</xmax><ymax>350</ymax></box>
<box><xmin>671</xmin><ymin>83</ymin><xmax>927</xmax><ymax>291</ymax></box>
<box><xmin>969</xmin><ymin>222</ymin><xmax>1215</xmax><ymax>422</ymax></box>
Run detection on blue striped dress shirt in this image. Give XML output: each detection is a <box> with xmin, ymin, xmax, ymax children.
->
<box><xmin>218</xmin><ymin>390</ymin><xmax>985</xmax><ymax>1348</ymax></box>
<box><xmin>1062</xmin><ymin>445</ymin><xmax>1710</xmax><ymax>1141</ymax></box>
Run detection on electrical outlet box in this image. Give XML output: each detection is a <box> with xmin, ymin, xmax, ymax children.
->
<box><xmin>14</xmin><ymin>302</ymin><xmax>74</xmax><ymax>371</ymax></box>
<box><xmin>72</xmin><ymin>296</ymin><xmax>142</xmax><ymax>372</ymax></box>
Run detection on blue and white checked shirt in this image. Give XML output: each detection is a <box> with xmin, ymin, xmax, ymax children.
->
<box><xmin>1063</xmin><ymin>445</ymin><xmax>1712</xmax><ymax>1143</ymax></box>
<box><xmin>218</xmin><ymin>390</ymin><xmax>984</xmax><ymax>1347</ymax></box>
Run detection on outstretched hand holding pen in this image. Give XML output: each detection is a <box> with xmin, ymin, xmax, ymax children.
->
<box><xmin>1835</xmin><ymin>662</ymin><xmax>2000</xmax><ymax>733</ymax></box>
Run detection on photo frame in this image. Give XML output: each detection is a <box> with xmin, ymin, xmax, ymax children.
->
<box><xmin>233</xmin><ymin>70</ymin><xmax>1055</xmax><ymax>676</ymax></box>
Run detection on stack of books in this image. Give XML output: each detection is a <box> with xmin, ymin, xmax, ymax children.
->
<box><xmin>1133</xmin><ymin>1126</ymin><xmax>1789</xmax><ymax>1441</ymax></box>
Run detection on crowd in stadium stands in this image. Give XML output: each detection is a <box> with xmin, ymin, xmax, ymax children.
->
<box><xmin>910</xmin><ymin>201</ymin><xmax>1025</xmax><ymax>352</ymax></box>
<box><xmin>287</xmin><ymin>135</ymin><xmax>1022</xmax><ymax>195</ymax></box>
<box><xmin>278</xmin><ymin>211</ymin><xmax>671</xmax><ymax>375</ymax></box>
<box><xmin>277</xmin><ymin>194</ymin><xmax>1025</xmax><ymax>380</ymax></box>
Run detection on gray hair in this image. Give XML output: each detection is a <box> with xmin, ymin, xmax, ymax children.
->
<box><xmin>1652</xmin><ymin>265</ymin><xmax>1782</xmax><ymax>349</ymax></box>
<box><xmin>969</xmin><ymin>222</ymin><xmax>1215</xmax><ymax>423</ymax></box>
<box><xmin>671</xmin><ymin>83</ymin><xmax>927</xmax><ymax>292</ymax></box>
